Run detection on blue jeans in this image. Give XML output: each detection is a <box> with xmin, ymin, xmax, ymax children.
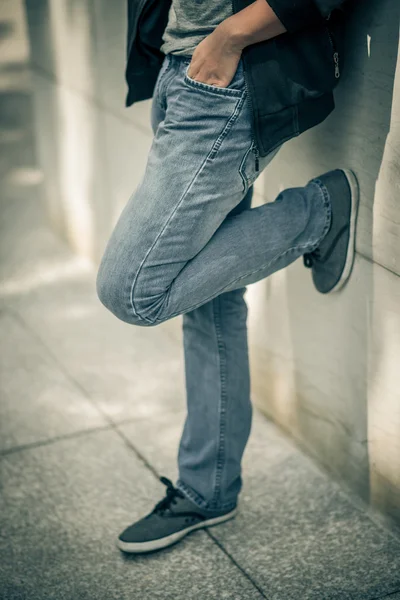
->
<box><xmin>96</xmin><ymin>53</ymin><xmax>331</xmax><ymax>513</ymax></box>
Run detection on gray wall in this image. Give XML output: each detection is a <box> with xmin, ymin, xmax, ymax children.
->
<box><xmin>248</xmin><ymin>0</ymin><xmax>400</xmax><ymax>527</ymax></box>
<box><xmin>25</xmin><ymin>0</ymin><xmax>400</xmax><ymax>526</ymax></box>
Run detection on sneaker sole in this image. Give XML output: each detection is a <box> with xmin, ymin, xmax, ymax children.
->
<box><xmin>328</xmin><ymin>168</ymin><xmax>360</xmax><ymax>294</ymax></box>
<box><xmin>116</xmin><ymin>507</ymin><xmax>238</xmax><ymax>554</ymax></box>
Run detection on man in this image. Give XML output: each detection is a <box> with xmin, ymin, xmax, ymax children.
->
<box><xmin>96</xmin><ymin>0</ymin><xmax>358</xmax><ymax>554</ymax></box>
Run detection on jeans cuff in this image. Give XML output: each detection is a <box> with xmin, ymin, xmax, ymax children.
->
<box><xmin>309</xmin><ymin>178</ymin><xmax>332</xmax><ymax>249</ymax></box>
<box><xmin>176</xmin><ymin>478</ymin><xmax>238</xmax><ymax>514</ymax></box>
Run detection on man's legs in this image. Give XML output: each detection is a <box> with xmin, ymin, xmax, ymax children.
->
<box><xmin>104</xmin><ymin>54</ymin><xmax>357</xmax><ymax>553</ymax></box>
<box><xmin>97</xmin><ymin>53</ymin><xmax>329</xmax><ymax>515</ymax></box>
<box><xmin>97</xmin><ymin>55</ymin><xmax>330</xmax><ymax>512</ymax></box>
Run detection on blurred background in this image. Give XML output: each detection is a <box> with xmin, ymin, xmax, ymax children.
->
<box><xmin>0</xmin><ymin>0</ymin><xmax>399</xmax><ymax>598</ymax></box>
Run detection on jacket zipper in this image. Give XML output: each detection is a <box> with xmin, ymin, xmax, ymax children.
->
<box><xmin>251</xmin><ymin>132</ymin><xmax>260</xmax><ymax>172</ymax></box>
<box><xmin>325</xmin><ymin>13</ymin><xmax>340</xmax><ymax>79</ymax></box>
<box><xmin>232</xmin><ymin>0</ymin><xmax>260</xmax><ymax>173</ymax></box>
<box><xmin>243</xmin><ymin>71</ymin><xmax>260</xmax><ymax>172</ymax></box>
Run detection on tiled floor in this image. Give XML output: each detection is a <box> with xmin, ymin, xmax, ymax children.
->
<box><xmin>1</xmin><ymin>17</ymin><xmax>400</xmax><ymax>600</ymax></box>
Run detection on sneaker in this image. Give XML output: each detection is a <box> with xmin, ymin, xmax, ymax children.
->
<box><xmin>117</xmin><ymin>476</ymin><xmax>237</xmax><ymax>554</ymax></box>
<box><xmin>303</xmin><ymin>169</ymin><xmax>359</xmax><ymax>294</ymax></box>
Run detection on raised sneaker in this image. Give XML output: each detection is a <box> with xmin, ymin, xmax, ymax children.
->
<box><xmin>303</xmin><ymin>168</ymin><xmax>359</xmax><ymax>294</ymax></box>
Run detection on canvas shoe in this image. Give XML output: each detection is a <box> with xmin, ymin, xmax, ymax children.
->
<box><xmin>117</xmin><ymin>476</ymin><xmax>237</xmax><ymax>554</ymax></box>
<box><xmin>303</xmin><ymin>169</ymin><xmax>359</xmax><ymax>294</ymax></box>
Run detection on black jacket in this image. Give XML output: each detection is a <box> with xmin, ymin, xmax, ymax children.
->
<box><xmin>125</xmin><ymin>0</ymin><xmax>347</xmax><ymax>157</ymax></box>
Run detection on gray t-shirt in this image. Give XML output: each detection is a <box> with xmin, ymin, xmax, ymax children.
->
<box><xmin>160</xmin><ymin>1</ymin><xmax>233</xmax><ymax>57</ymax></box>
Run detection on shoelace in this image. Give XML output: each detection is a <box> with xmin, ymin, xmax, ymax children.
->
<box><xmin>303</xmin><ymin>247</ymin><xmax>322</xmax><ymax>269</ymax></box>
<box><xmin>151</xmin><ymin>476</ymin><xmax>185</xmax><ymax>515</ymax></box>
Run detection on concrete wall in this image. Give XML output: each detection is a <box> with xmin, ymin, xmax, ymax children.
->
<box><xmin>248</xmin><ymin>0</ymin><xmax>400</xmax><ymax>527</ymax></box>
<box><xmin>25</xmin><ymin>0</ymin><xmax>400</xmax><ymax>527</ymax></box>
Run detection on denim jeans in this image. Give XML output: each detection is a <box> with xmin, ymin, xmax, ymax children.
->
<box><xmin>96</xmin><ymin>53</ymin><xmax>331</xmax><ymax>513</ymax></box>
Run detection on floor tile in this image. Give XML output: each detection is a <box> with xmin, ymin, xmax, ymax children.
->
<box><xmin>12</xmin><ymin>280</ymin><xmax>186</xmax><ymax>422</ymax></box>
<box><xmin>119</xmin><ymin>409</ymin><xmax>400</xmax><ymax>600</ymax></box>
<box><xmin>0</xmin><ymin>310</ymin><xmax>106</xmax><ymax>451</ymax></box>
<box><xmin>118</xmin><ymin>409</ymin><xmax>186</xmax><ymax>482</ymax></box>
<box><xmin>0</xmin><ymin>429</ymin><xmax>264</xmax><ymax>600</ymax></box>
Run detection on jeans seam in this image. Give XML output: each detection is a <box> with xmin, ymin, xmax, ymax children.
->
<box><xmin>238</xmin><ymin>141</ymin><xmax>253</xmax><ymax>195</ymax></box>
<box><xmin>129</xmin><ymin>142</ymin><xmax>214</xmax><ymax>321</ymax></box>
<box><xmin>151</xmin><ymin>184</ymin><xmax>332</xmax><ymax>323</ymax></box>
<box><xmin>160</xmin><ymin>59</ymin><xmax>176</xmax><ymax>112</ymax></box>
<box><xmin>176</xmin><ymin>479</ymin><xmax>208</xmax><ymax>508</ymax></box>
<box><xmin>129</xmin><ymin>95</ymin><xmax>246</xmax><ymax>322</ymax></box>
<box><xmin>210</xmin><ymin>296</ymin><xmax>228</xmax><ymax>508</ymax></box>
<box><xmin>209</xmin><ymin>94</ymin><xmax>246</xmax><ymax>159</ymax></box>
<box><xmin>156</xmin><ymin>56</ymin><xmax>173</xmax><ymax>112</ymax></box>
<box><xmin>309</xmin><ymin>179</ymin><xmax>332</xmax><ymax>247</ymax></box>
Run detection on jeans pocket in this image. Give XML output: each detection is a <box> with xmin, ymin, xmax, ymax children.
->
<box><xmin>183</xmin><ymin>61</ymin><xmax>245</xmax><ymax>98</ymax></box>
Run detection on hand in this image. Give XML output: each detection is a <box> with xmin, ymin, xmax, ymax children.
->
<box><xmin>187</xmin><ymin>21</ymin><xmax>243</xmax><ymax>88</ymax></box>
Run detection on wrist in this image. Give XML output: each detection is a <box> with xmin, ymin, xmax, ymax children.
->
<box><xmin>217</xmin><ymin>16</ymin><xmax>249</xmax><ymax>53</ymax></box>
<box><xmin>218</xmin><ymin>1</ymin><xmax>286</xmax><ymax>50</ymax></box>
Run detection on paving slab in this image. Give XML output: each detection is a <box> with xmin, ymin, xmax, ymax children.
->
<box><xmin>118</xmin><ymin>409</ymin><xmax>185</xmax><ymax>482</ymax></box>
<box><xmin>0</xmin><ymin>429</ymin><xmax>264</xmax><ymax>600</ymax></box>
<box><xmin>0</xmin><ymin>310</ymin><xmax>106</xmax><ymax>451</ymax></box>
<box><xmin>12</xmin><ymin>279</ymin><xmax>186</xmax><ymax>422</ymax></box>
<box><xmin>118</xmin><ymin>409</ymin><xmax>400</xmax><ymax>600</ymax></box>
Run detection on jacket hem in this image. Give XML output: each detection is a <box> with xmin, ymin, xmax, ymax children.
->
<box><xmin>256</xmin><ymin>92</ymin><xmax>335</xmax><ymax>157</ymax></box>
<box><xmin>125</xmin><ymin>65</ymin><xmax>161</xmax><ymax>106</ymax></box>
